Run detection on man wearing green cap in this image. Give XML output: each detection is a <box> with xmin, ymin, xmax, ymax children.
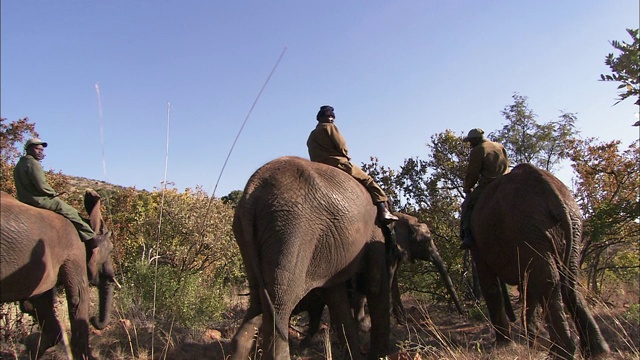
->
<box><xmin>307</xmin><ymin>105</ymin><xmax>398</xmax><ymax>223</ymax></box>
<box><xmin>460</xmin><ymin>128</ymin><xmax>510</xmax><ymax>249</ymax></box>
<box><xmin>13</xmin><ymin>138</ymin><xmax>100</xmax><ymax>259</ymax></box>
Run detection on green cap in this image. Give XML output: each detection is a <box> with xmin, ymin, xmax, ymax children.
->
<box><xmin>463</xmin><ymin>128</ymin><xmax>485</xmax><ymax>142</ymax></box>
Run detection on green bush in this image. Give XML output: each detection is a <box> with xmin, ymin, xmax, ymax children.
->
<box><xmin>120</xmin><ymin>261</ymin><xmax>227</xmax><ymax>328</ymax></box>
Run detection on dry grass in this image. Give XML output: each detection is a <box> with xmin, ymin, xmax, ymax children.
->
<box><xmin>1</xmin><ymin>282</ymin><xmax>638</xmax><ymax>360</ymax></box>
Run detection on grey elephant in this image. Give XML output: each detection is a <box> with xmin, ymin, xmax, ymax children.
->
<box><xmin>294</xmin><ymin>213</ymin><xmax>465</xmax><ymax>344</ymax></box>
<box><xmin>0</xmin><ymin>189</ymin><xmax>116</xmax><ymax>360</ymax></box>
<box><xmin>469</xmin><ymin>163</ymin><xmax>609</xmax><ymax>359</ymax></box>
<box><xmin>230</xmin><ymin>156</ymin><xmax>445</xmax><ymax>360</ymax></box>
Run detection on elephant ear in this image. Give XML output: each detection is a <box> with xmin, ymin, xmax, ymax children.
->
<box><xmin>84</xmin><ymin>189</ymin><xmax>105</xmax><ymax>233</ymax></box>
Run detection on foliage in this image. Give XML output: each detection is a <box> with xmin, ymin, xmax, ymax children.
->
<box><xmin>0</xmin><ymin>117</ymin><xmax>38</xmax><ymax>166</ymax></box>
<box><xmin>1</xmin><ymin>119</ymin><xmax>243</xmax><ymax>327</ymax></box>
<box><xmin>220</xmin><ymin>189</ymin><xmax>243</xmax><ymax>208</ymax></box>
<box><xmin>569</xmin><ymin>138</ymin><xmax>640</xmax><ymax>292</ymax></box>
<box><xmin>600</xmin><ymin>28</ymin><xmax>640</xmax><ymax>106</ymax></box>
<box><xmin>118</xmin><ymin>260</ymin><xmax>228</xmax><ymax>328</ymax></box>
<box><xmin>101</xmin><ymin>185</ymin><xmax>244</xmax><ymax>327</ymax></box>
<box><xmin>2</xmin><ymin>99</ymin><xmax>637</xmax><ymax>340</ymax></box>
<box><xmin>0</xmin><ymin>118</ymin><xmax>38</xmax><ymax>195</ymax></box>
<box><xmin>491</xmin><ymin>93</ymin><xmax>578</xmax><ymax>171</ymax></box>
<box><xmin>363</xmin><ymin>132</ymin><xmax>468</xmax><ymax>303</ymax></box>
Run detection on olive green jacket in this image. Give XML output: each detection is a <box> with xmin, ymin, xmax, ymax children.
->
<box><xmin>13</xmin><ymin>154</ymin><xmax>58</xmax><ymax>206</ymax></box>
<box><xmin>464</xmin><ymin>139</ymin><xmax>510</xmax><ymax>193</ymax></box>
<box><xmin>13</xmin><ymin>154</ymin><xmax>96</xmax><ymax>242</ymax></box>
<box><xmin>306</xmin><ymin>122</ymin><xmax>351</xmax><ymax>167</ymax></box>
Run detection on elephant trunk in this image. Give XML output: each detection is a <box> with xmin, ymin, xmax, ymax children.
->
<box><xmin>90</xmin><ymin>276</ymin><xmax>114</xmax><ymax>330</ymax></box>
<box><xmin>431</xmin><ymin>251</ymin><xmax>465</xmax><ymax>314</ymax></box>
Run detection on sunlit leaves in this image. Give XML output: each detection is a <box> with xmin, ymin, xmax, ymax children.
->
<box><xmin>600</xmin><ymin>28</ymin><xmax>640</xmax><ymax>106</ymax></box>
<box><xmin>491</xmin><ymin>93</ymin><xmax>578</xmax><ymax>171</ymax></box>
<box><xmin>569</xmin><ymin>138</ymin><xmax>640</xmax><ymax>291</ymax></box>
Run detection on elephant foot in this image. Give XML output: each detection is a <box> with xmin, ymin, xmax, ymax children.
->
<box><xmin>358</xmin><ymin>316</ymin><xmax>371</xmax><ymax>332</ymax></box>
<box><xmin>25</xmin><ymin>332</ymin><xmax>59</xmax><ymax>359</ymax></box>
<box><xmin>494</xmin><ymin>336</ymin><xmax>515</xmax><ymax>349</ymax></box>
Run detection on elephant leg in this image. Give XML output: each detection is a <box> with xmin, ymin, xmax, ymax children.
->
<box><xmin>542</xmin><ymin>286</ymin><xmax>576</xmax><ymax>360</ymax></box>
<box><xmin>298</xmin><ymin>290</ymin><xmax>326</xmax><ymax>347</ymax></box>
<box><xmin>230</xmin><ymin>292</ymin><xmax>263</xmax><ymax>360</ymax></box>
<box><xmin>561</xmin><ymin>278</ymin><xmax>610</xmax><ymax>357</ymax></box>
<box><xmin>473</xmin><ymin>256</ymin><xmax>511</xmax><ymax>344</ymax></box>
<box><xmin>61</xmin><ymin>267</ymin><xmax>94</xmax><ymax>360</ymax></box>
<box><xmin>391</xmin><ymin>276</ymin><xmax>407</xmax><ymax>326</ymax></box>
<box><xmin>259</xmin><ymin>288</ymin><xmax>293</xmax><ymax>360</ymax></box>
<box><xmin>522</xmin><ymin>292</ymin><xmax>541</xmax><ymax>348</ymax></box>
<box><xmin>527</xmin><ymin>262</ymin><xmax>575</xmax><ymax>359</ymax></box>
<box><xmin>352</xmin><ymin>293</ymin><xmax>370</xmax><ymax>332</ymax></box>
<box><xmin>21</xmin><ymin>290</ymin><xmax>62</xmax><ymax>359</ymax></box>
<box><xmin>325</xmin><ymin>284</ymin><xmax>363</xmax><ymax>360</ymax></box>
<box><xmin>364</xmin><ymin>282</ymin><xmax>391</xmax><ymax>359</ymax></box>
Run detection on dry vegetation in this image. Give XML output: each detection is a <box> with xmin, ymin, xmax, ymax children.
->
<box><xmin>1</xmin><ymin>279</ymin><xmax>638</xmax><ymax>360</ymax></box>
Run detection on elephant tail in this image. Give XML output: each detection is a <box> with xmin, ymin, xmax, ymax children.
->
<box><xmin>541</xmin><ymin>171</ymin><xmax>610</xmax><ymax>355</ymax></box>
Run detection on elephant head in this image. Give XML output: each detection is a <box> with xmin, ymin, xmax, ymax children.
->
<box><xmin>393</xmin><ymin>213</ymin><xmax>464</xmax><ymax>315</ymax></box>
<box><xmin>83</xmin><ymin>189</ymin><xmax>116</xmax><ymax>330</ymax></box>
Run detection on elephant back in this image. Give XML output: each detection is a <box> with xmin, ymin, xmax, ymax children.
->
<box><xmin>239</xmin><ymin>156</ymin><xmax>371</xmax><ymax>217</ymax></box>
<box><xmin>234</xmin><ymin>156</ymin><xmax>379</xmax><ymax>288</ymax></box>
<box><xmin>471</xmin><ymin>163</ymin><xmax>579</xmax><ymax>274</ymax></box>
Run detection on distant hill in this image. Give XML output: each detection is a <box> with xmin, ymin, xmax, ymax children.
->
<box><xmin>62</xmin><ymin>174</ymin><xmax>130</xmax><ymax>194</ymax></box>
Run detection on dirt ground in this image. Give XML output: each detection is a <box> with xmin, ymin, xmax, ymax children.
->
<box><xmin>3</xmin><ymin>289</ymin><xmax>637</xmax><ymax>360</ymax></box>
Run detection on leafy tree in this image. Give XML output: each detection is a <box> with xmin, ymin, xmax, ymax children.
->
<box><xmin>0</xmin><ymin>117</ymin><xmax>38</xmax><ymax>194</ymax></box>
<box><xmin>221</xmin><ymin>189</ymin><xmax>243</xmax><ymax>208</ymax></box>
<box><xmin>363</xmin><ymin>133</ymin><xmax>470</xmax><ymax>302</ymax></box>
<box><xmin>0</xmin><ymin>117</ymin><xmax>38</xmax><ymax>165</ymax></box>
<box><xmin>0</xmin><ymin>118</ymin><xmax>70</xmax><ymax>197</ymax></box>
<box><xmin>491</xmin><ymin>93</ymin><xmax>578</xmax><ymax>171</ymax></box>
<box><xmin>361</xmin><ymin>156</ymin><xmax>399</xmax><ymax>207</ymax></box>
<box><xmin>569</xmin><ymin>138</ymin><xmax>639</xmax><ymax>292</ymax></box>
<box><xmin>363</xmin><ymin>94</ymin><xmax>584</xmax><ymax>303</ymax></box>
<box><xmin>600</xmin><ymin>28</ymin><xmax>640</xmax><ymax>106</ymax></box>
<box><xmin>104</xmin><ymin>185</ymin><xmax>243</xmax><ymax>327</ymax></box>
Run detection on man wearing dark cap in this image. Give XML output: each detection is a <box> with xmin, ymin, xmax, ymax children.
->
<box><xmin>13</xmin><ymin>138</ymin><xmax>101</xmax><ymax>260</ymax></box>
<box><xmin>307</xmin><ymin>105</ymin><xmax>398</xmax><ymax>223</ymax></box>
<box><xmin>460</xmin><ymin>128</ymin><xmax>510</xmax><ymax>249</ymax></box>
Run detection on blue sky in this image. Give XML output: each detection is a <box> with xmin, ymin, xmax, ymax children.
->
<box><xmin>2</xmin><ymin>1</ymin><xmax>638</xmax><ymax>197</ymax></box>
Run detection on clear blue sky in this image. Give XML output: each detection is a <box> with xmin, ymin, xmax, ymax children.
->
<box><xmin>2</xmin><ymin>1</ymin><xmax>638</xmax><ymax>197</ymax></box>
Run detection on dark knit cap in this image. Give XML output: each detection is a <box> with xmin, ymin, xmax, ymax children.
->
<box><xmin>316</xmin><ymin>105</ymin><xmax>335</xmax><ymax>120</ymax></box>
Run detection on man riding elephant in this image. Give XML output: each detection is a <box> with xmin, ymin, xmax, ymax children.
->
<box><xmin>460</xmin><ymin>128</ymin><xmax>510</xmax><ymax>249</ymax></box>
<box><xmin>13</xmin><ymin>138</ymin><xmax>102</xmax><ymax>262</ymax></box>
<box><xmin>307</xmin><ymin>105</ymin><xmax>398</xmax><ymax>223</ymax></box>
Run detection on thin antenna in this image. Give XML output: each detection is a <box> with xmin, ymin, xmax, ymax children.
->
<box><xmin>151</xmin><ymin>101</ymin><xmax>171</xmax><ymax>359</ymax></box>
<box><xmin>211</xmin><ymin>46</ymin><xmax>287</xmax><ymax>198</ymax></box>
<box><xmin>94</xmin><ymin>83</ymin><xmax>108</xmax><ymax>180</ymax></box>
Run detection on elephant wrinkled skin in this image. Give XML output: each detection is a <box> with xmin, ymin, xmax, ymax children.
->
<box><xmin>0</xmin><ymin>189</ymin><xmax>115</xmax><ymax>360</ymax></box>
<box><xmin>470</xmin><ymin>163</ymin><xmax>609</xmax><ymax>359</ymax></box>
<box><xmin>230</xmin><ymin>156</ymin><xmax>400</xmax><ymax>360</ymax></box>
<box><xmin>294</xmin><ymin>214</ymin><xmax>465</xmax><ymax>345</ymax></box>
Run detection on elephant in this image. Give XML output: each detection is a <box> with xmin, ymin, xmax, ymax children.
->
<box><xmin>230</xmin><ymin>156</ymin><xmax>447</xmax><ymax>360</ymax></box>
<box><xmin>0</xmin><ymin>189</ymin><xmax>116</xmax><ymax>360</ymax></box>
<box><xmin>469</xmin><ymin>163</ymin><xmax>610</xmax><ymax>359</ymax></box>
<box><xmin>293</xmin><ymin>213</ymin><xmax>465</xmax><ymax>344</ymax></box>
